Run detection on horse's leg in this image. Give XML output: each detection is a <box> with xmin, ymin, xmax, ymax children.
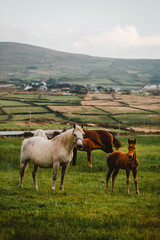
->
<box><xmin>87</xmin><ymin>150</ymin><xmax>92</xmax><ymax>167</ymax></box>
<box><xmin>126</xmin><ymin>170</ymin><xmax>130</xmax><ymax>194</ymax></box>
<box><xmin>106</xmin><ymin>167</ymin><xmax>114</xmax><ymax>191</ymax></box>
<box><xmin>19</xmin><ymin>160</ymin><xmax>29</xmax><ymax>188</ymax></box>
<box><xmin>52</xmin><ymin>161</ymin><xmax>60</xmax><ymax>190</ymax></box>
<box><xmin>112</xmin><ymin>168</ymin><xmax>119</xmax><ymax>192</ymax></box>
<box><xmin>72</xmin><ymin>147</ymin><xmax>77</xmax><ymax>166</ymax></box>
<box><xmin>60</xmin><ymin>164</ymin><xmax>69</xmax><ymax>190</ymax></box>
<box><xmin>32</xmin><ymin>164</ymin><xmax>39</xmax><ymax>190</ymax></box>
<box><xmin>132</xmin><ymin>168</ymin><xmax>139</xmax><ymax>195</ymax></box>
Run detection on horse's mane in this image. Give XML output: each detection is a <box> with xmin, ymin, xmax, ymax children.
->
<box><xmin>51</xmin><ymin>128</ymin><xmax>73</xmax><ymax>141</ymax></box>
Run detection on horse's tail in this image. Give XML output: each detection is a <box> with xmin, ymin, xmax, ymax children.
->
<box><xmin>113</xmin><ymin>135</ymin><xmax>123</xmax><ymax>149</ymax></box>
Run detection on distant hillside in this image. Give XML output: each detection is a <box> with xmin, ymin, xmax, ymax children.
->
<box><xmin>0</xmin><ymin>42</ymin><xmax>160</xmax><ymax>89</ymax></box>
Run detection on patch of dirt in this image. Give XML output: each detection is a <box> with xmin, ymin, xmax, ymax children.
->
<box><xmin>83</xmin><ymin>93</ymin><xmax>114</xmax><ymax>101</ymax></box>
<box><xmin>48</xmin><ymin>105</ymin><xmax>100</xmax><ymax>114</ymax></box>
<box><xmin>97</xmin><ymin>106</ymin><xmax>146</xmax><ymax>113</ymax></box>
<box><xmin>82</xmin><ymin>93</ymin><xmax>160</xmax><ymax>111</ymax></box>
<box><xmin>132</xmin><ymin>126</ymin><xmax>160</xmax><ymax>133</ymax></box>
<box><xmin>81</xmin><ymin>100</ymin><xmax>122</xmax><ymax>106</ymax></box>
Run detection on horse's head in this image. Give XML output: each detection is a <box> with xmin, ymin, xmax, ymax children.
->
<box><xmin>73</xmin><ymin>124</ymin><xmax>84</xmax><ymax>150</ymax></box>
<box><xmin>128</xmin><ymin>139</ymin><xmax>136</xmax><ymax>160</ymax></box>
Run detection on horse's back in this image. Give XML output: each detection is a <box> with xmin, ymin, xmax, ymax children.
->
<box><xmin>84</xmin><ymin>129</ymin><xmax>112</xmax><ymax>141</ymax></box>
<box><xmin>84</xmin><ymin>129</ymin><xmax>113</xmax><ymax>152</ymax></box>
<box><xmin>21</xmin><ymin>137</ymin><xmax>47</xmax><ymax>154</ymax></box>
<box><xmin>107</xmin><ymin>150</ymin><xmax>127</xmax><ymax>169</ymax></box>
<box><xmin>21</xmin><ymin>137</ymin><xmax>52</xmax><ymax>165</ymax></box>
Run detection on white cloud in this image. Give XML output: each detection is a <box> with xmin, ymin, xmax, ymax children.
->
<box><xmin>0</xmin><ymin>20</ymin><xmax>160</xmax><ymax>58</ymax></box>
<box><xmin>74</xmin><ymin>25</ymin><xmax>160</xmax><ymax>49</ymax></box>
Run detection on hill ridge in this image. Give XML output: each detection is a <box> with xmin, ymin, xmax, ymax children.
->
<box><xmin>0</xmin><ymin>42</ymin><xmax>160</xmax><ymax>89</ymax></box>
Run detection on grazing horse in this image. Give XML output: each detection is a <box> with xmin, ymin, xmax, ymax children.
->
<box><xmin>34</xmin><ymin>129</ymin><xmax>48</xmax><ymax>140</ymax></box>
<box><xmin>73</xmin><ymin>129</ymin><xmax>122</xmax><ymax>167</ymax></box>
<box><xmin>106</xmin><ymin>139</ymin><xmax>139</xmax><ymax>194</ymax></box>
<box><xmin>19</xmin><ymin>124</ymin><xmax>84</xmax><ymax>190</ymax></box>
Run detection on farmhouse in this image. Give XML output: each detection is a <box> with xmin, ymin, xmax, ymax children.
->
<box><xmin>24</xmin><ymin>81</ymin><xmax>47</xmax><ymax>91</ymax></box>
<box><xmin>143</xmin><ymin>84</ymin><xmax>158</xmax><ymax>90</ymax></box>
<box><xmin>87</xmin><ymin>84</ymin><xmax>99</xmax><ymax>94</ymax></box>
<box><xmin>24</xmin><ymin>85</ymin><xmax>33</xmax><ymax>91</ymax></box>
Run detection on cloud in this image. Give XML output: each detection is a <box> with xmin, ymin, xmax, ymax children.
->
<box><xmin>0</xmin><ymin>19</ymin><xmax>36</xmax><ymax>43</ymax></box>
<box><xmin>0</xmin><ymin>20</ymin><xmax>160</xmax><ymax>58</ymax></box>
<box><xmin>74</xmin><ymin>25</ymin><xmax>160</xmax><ymax>49</ymax></box>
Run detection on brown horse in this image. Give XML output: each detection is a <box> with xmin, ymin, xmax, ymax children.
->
<box><xmin>73</xmin><ymin>129</ymin><xmax>122</xmax><ymax>167</ymax></box>
<box><xmin>106</xmin><ymin>139</ymin><xmax>139</xmax><ymax>194</ymax></box>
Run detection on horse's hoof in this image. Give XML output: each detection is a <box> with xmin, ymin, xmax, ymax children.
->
<box><xmin>34</xmin><ymin>186</ymin><xmax>38</xmax><ymax>190</ymax></box>
<box><xmin>52</xmin><ymin>186</ymin><xmax>55</xmax><ymax>190</ymax></box>
<box><xmin>59</xmin><ymin>186</ymin><xmax>64</xmax><ymax>191</ymax></box>
<box><xmin>136</xmin><ymin>191</ymin><xmax>140</xmax><ymax>195</ymax></box>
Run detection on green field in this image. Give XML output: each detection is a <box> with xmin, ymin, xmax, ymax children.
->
<box><xmin>5</xmin><ymin>94</ymin><xmax>40</xmax><ymax>100</ymax></box>
<box><xmin>3</xmin><ymin>106</ymin><xmax>49</xmax><ymax>114</ymax></box>
<box><xmin>0</xmin><ymin>100</ymin><xmax>30</xmax><ymax>107</ymax></box>
<box><xmin>0</xmin><ymin>136</ymin><xmax>159</xmax><ymax>240</ymax></box>
<box><xmin>41</xmin><ymin>94</ymin><xmax>81</xmax><ymax>102</ymax></box>
<box><xmin>0</xmin><ymin>91</ymin><xmax>160</xmax><ymax>133</ymax></box>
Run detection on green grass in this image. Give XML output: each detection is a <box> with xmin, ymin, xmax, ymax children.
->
<box><xmin>0</xmin><ymin>115</ymin><xmax>8</xmax><ymax>121</ymax></box>
<box><xmin>12</xmin><ymin>113</ymin><xmax>62</xmax><ymax>121</ymax></box>
<box><xmin>5</xmin><ymin>94</ymin><xmax>39</xmax><ymax>100</ymax></box>
<box><xmin>117</xmin><ymin>113</ymin><xmax>160</xmax><ymax>126</ymax></box>
<box><xmin>0</xmin><ymin>122</ymin><xmax>69</xmax><ymax>131</ymax></box>
<box><xmin>41</xmin><ymin>94</ymin><xmax>81</xmax><ymax>102</ymax></box>
<box><xmin>64</xmin><ymin>113</ymin><xmax>117</xmax><ymax>125</ymax></box>
<box><xmin>3</xmin><ymin>106</ymin><xmax>49</xmax><ymax>114</ymax></box>
<box><xmin>0</xmin><ymin>100</ymin><xmax>30</xmax><ymax>107</ymax></box>
<box><xmin>0</xmin><ymin>136</ymin><xmax>159</xmax><ymax>240</ymax></box>
<box><xmin>0</xmin><ymin>91</ymin><xmax>160</xmax><ymax>132</ymax></box>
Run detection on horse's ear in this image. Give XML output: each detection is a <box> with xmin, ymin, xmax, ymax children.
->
<box><xmin>128</xmin><ymin>139</ymin><xmax>130</xmax><ymax>144</ymax></box>
<box><xmin>73</xmin><ymin>123</ymin><xmax>76</xmax><ymax>129</ymax></box>
<box><xmin>81</xmin><ymin>123</ymin><xmax>84</xmax><ymax>129</ymax></box>
<box><xmin>134</xmin><ymin>139</ymin><xmax>136</xmax><ymax>144</ymax></box>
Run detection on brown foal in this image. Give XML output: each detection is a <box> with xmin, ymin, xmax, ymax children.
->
<box><xmin>106</xmin><ymin>139</ymin><xmax>139</xmax><ymax>194</ymax></box>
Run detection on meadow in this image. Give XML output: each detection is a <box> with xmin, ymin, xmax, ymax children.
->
<box><xmin>0</xmin><ymin>91</ymin><xmax>160</xmax><ymax>133</ymax></box>
<box><xmin>0</xmin><ymin>135</ymin><xmax>159</xmax><ymax>240</ymax></box>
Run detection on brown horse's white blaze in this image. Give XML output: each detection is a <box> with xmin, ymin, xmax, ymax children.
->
<box><xmin>19</xmin><ymin>124</ymin><xmax>84</xmax><ymax>191</ymax></box>
<box><xmin>106</xmin><ymin>139</ymin><xmax>139</xmax><ymax>194</ymax></box>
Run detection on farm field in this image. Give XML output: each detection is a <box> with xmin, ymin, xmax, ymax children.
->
<box><xmin>0</xmin><ymin>91</ymin><xmax>160</xmax><ymax>133</ymax></box>
<box><xmin>0</xmin><ymin>135</ymin><xmax>159</xmax><ymax>239</ymax></box>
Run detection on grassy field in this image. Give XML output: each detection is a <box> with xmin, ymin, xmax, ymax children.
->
<box><xmin>0</xmin><ymin>135</ymin><xmax>159</xmax><ymax>240</ymax></box>
<box><xmin>0</xmin><ymin>91</ymin><xmax>160</xmax><ymax>133</ymax></box>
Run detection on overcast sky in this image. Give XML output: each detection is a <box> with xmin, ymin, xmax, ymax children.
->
<box><xmin>0</xmin><ymin>0</ymin><xmax>160</xmax><ymax>59</ymax></box>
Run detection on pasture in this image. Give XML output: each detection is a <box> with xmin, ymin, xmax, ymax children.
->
<box><xmin>0</xmin><ymin>91</ymin><xmax>160</xmax><ymax>133</ymax></box>
<box><xmin>0</xmin><ymin>135</ymin><xmax>159</xmax><ymax>239</ymax></box>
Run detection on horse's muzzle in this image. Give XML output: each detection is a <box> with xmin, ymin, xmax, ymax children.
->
<box><xmin>76</xmin><ymin>143</ymin><xmax>83</xmax><ymax>150</ymax></box>
<box><xmin>128</xmin><ymin>154</ymin><xmax>133</xmax><ymax>160</ymax></box>
<box><xmin>76</xmin><ymin>138</ymin><xmax>83</xmax><ymax>150</ymax></box>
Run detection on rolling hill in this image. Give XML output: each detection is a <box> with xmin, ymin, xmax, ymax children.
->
<box><xmin>0</xmin><ymin>42</ymin><xmax>160</xmax><ymax>89</ymax></box>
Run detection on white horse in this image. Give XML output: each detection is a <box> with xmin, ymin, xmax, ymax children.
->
<box><xmin>19</xmin><ymin>124</ymin><xmax>84</xmax><ymax>190</ymax></box>
<box><xmin>34</xmin><ymin>129</ymin><xmax>48</xmax><ymax>140</ymax></box>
